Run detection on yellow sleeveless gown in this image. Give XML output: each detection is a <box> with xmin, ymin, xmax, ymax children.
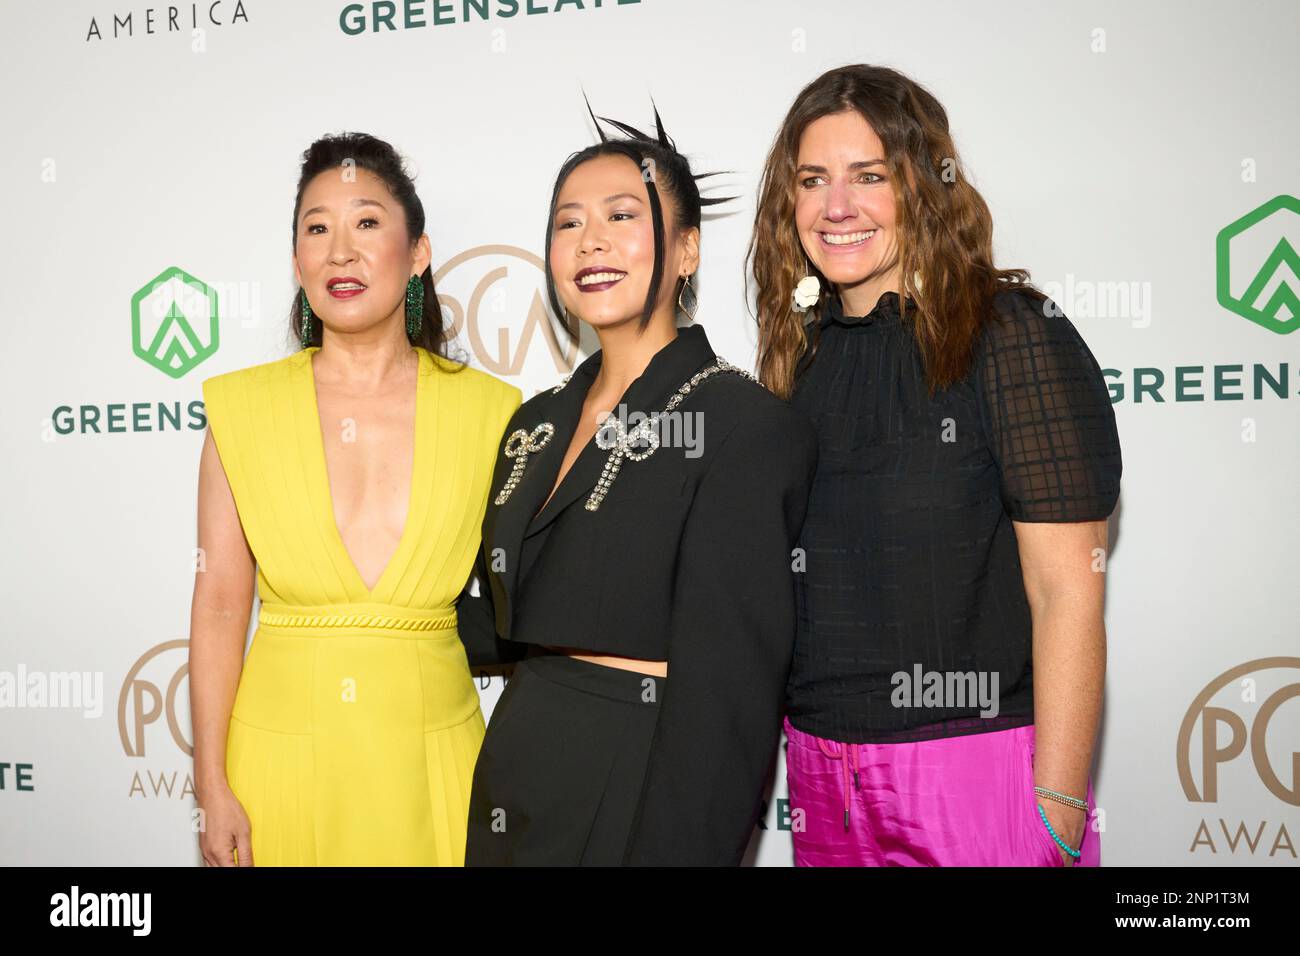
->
<box><xmin>200</xmin><ymin>345</ymin><xmax>521</xmax><ymax>865</ymax></box>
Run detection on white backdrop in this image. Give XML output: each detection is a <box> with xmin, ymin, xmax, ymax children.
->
<box><xmin>2</xmin><ymin>0</ymin><xmax>1297</xmax><ymax>866</ymax></box>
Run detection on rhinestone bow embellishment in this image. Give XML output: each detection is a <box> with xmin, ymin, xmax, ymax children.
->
<box><xmin>596</xmin><ymin>414</ymin><xmax>661</xmax><ymax>461</ymax></box>
<box><xmin>584</xmin><ymin>413</ymin><xmax>660</xmax><ymax>513</ymax></box>
<box><xmin>494</xmin><ymin>422</ymin><xmax>555</xmax><ymax>506</ymax></box>
<box><xmin>584</xmin><ymin>357</ymin><xmax>762</xmax><ymax>511</ymax></box>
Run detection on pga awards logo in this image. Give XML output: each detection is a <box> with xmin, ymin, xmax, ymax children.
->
<box><xmin>118</xmin><ymin>640</ymin><xmax>195</xmax><ymax>801</ymax></box>
<box><xmin>1177</xmin><ymin>657</ymin><xmax>1299</xmax><ymax>860</ymax></box>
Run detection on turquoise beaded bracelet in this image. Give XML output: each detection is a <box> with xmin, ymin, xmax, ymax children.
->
<box><xmin>1037</xmin><ymin>804</ymin><xmax>1082</xmax><ymax>861</ymax></box>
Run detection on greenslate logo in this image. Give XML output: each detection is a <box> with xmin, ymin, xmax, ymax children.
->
<box><xmin>1216</xmin><ymin>195</ymin><xmax>1300</xmax><ymax>335</ymax></box>
<box><xmin>131</xmin><ymin>266</ymin><xmax>219</xmax><ymax>378</ymax></box>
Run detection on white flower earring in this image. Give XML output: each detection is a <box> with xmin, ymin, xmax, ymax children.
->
<box><xmin>792</xmin><ymin>273</ymin><xmax>821</xmax><ymax>313</ymax></box>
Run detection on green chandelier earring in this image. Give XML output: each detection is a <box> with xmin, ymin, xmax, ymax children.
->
<box><xmin>405</xmin><ymin>274</ymin><xmax>424</xmax><ymax>341</ymax></box>
<box><xmin>298</xmin><ymin>288</ymin><xmax>314</xmax><ymax>349</ymax></box>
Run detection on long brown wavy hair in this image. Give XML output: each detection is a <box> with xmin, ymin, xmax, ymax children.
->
<box><xmin>748</xmin><ymin>64</ymin><xmax>1039</xmax><ymax>399</ymax></box>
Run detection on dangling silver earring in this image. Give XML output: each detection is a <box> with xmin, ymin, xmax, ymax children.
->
<box><xmin>677</xmin><ymin>273</ymin><xmax>698</xmax><ymax>322</ymax></box>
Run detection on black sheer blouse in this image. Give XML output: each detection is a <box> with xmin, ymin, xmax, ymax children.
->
<box><xmin>787</xmin><ymin>287</ymin><xmax>1121</xmax><ymax>744</ymax></box>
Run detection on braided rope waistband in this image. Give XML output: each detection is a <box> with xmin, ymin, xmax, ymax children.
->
<box><xmin>257</xmin><ymin>601</ymin><xmax>459</xmax><ymax>636</ymax></box>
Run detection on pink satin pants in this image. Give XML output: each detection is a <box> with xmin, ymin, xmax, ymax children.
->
<box><xmin>783</xmin><ymin>716</ymin><xmax>1100</xmax><ymax>867</ymax></box>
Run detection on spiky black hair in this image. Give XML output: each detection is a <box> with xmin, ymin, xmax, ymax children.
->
<box><xmin>544</xmin><ymin>94</ymin><xmax>734</xmax><ymax>335</ymax></box>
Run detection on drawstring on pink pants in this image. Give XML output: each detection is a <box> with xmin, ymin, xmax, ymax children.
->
<box><xmin>816</xmin><ymin>736</ymin><xmax>860</xmax><ymax>829</ymax></box>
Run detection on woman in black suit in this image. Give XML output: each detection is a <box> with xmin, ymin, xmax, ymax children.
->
<box><xmin>456</xmin><ymin>106</ymin><xmax>819</xmax><ymax>866</ymax></box>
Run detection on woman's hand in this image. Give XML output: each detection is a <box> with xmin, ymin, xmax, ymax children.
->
<box><xmin>1037</xmin><ymin>797</ymin><xmax>1086</xmax><ymax>867</ymax></box>
<box><xmin>1016</xmin><ymin>518</ymin><xmax>1107</xmax><ymax>870</ymax></box>
<box><xmin>198</xmin><ymin>784</ymin><xmax>254</xmax><ymax>867</ymax></box>
<box><xmin>191</xmin><ymin>425</ymin><xmax>257</xmax><ymax>868</ymax></box>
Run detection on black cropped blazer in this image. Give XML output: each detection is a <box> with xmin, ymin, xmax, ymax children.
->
<box><xmin>456</xmin><ymin>322</ymin><xmax>818</xmax><ymax>865</ymax></box>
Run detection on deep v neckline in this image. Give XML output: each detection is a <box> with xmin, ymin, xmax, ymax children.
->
<box><xmin>534</xmin><ymin>420</ymin><xmax>598</xmax><ymax>519</ymax></box>
<box><xmin>527</xmin><ymin>375</ymin><xmax>618</xmax><ymax>528</ymax></box>
<box><xmin>302</xmin><ymin>345</ymin><xmax>429</xmax><ymax>602</ymax></box>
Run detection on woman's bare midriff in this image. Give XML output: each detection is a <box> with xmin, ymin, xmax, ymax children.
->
<box><xmin>543</xmin><ymin>645</ymin><xmax>668</xmax><ymax>678</ymax></box>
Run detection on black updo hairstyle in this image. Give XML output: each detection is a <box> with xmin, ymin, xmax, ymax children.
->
<box><xmin>544</xmin><ymin>98</ymin><xmax>732</xmax><ymax>336</ymax></box>
<box><xmin>288</xmin><ymin>131</ymin><xmax>458</xmax><ymax>362</ymax></box>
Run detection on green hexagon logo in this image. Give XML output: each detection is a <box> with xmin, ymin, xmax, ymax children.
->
<box><xmin>131</xmin><ymin>266</ymin><xmax>220</xmax><ymax>378</ymax></box>
<box><xmin>1216</xmin><ymin>195</ymin><xmax>1300</xmax><ymax>335</ymax></box>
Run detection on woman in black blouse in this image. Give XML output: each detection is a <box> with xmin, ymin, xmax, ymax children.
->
<box><xmin>456</xmin><ymin>105</ymin><xmax>818</xmax><ymax>865</ymax></box>
<box><xmin>749</xmin><ymin>65</ymin><xmax>1121</xmax><ymax>866</ymax></box>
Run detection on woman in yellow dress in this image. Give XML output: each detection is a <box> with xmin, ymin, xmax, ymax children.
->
<box><xmin>188</xmin><ymin>133</ymin><xmax>521</xmax><ymax>866</ymax></box>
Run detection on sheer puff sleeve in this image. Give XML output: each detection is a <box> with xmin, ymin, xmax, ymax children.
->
<box><xmin>621</xmin><ymin>400</ymin><xmax>819</xmax><ymax>865</ymax></box>
<box><xmin>977</xmin><ymin>288</ymin><xmax>1122</xmax><ymax>522</ymax></box>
